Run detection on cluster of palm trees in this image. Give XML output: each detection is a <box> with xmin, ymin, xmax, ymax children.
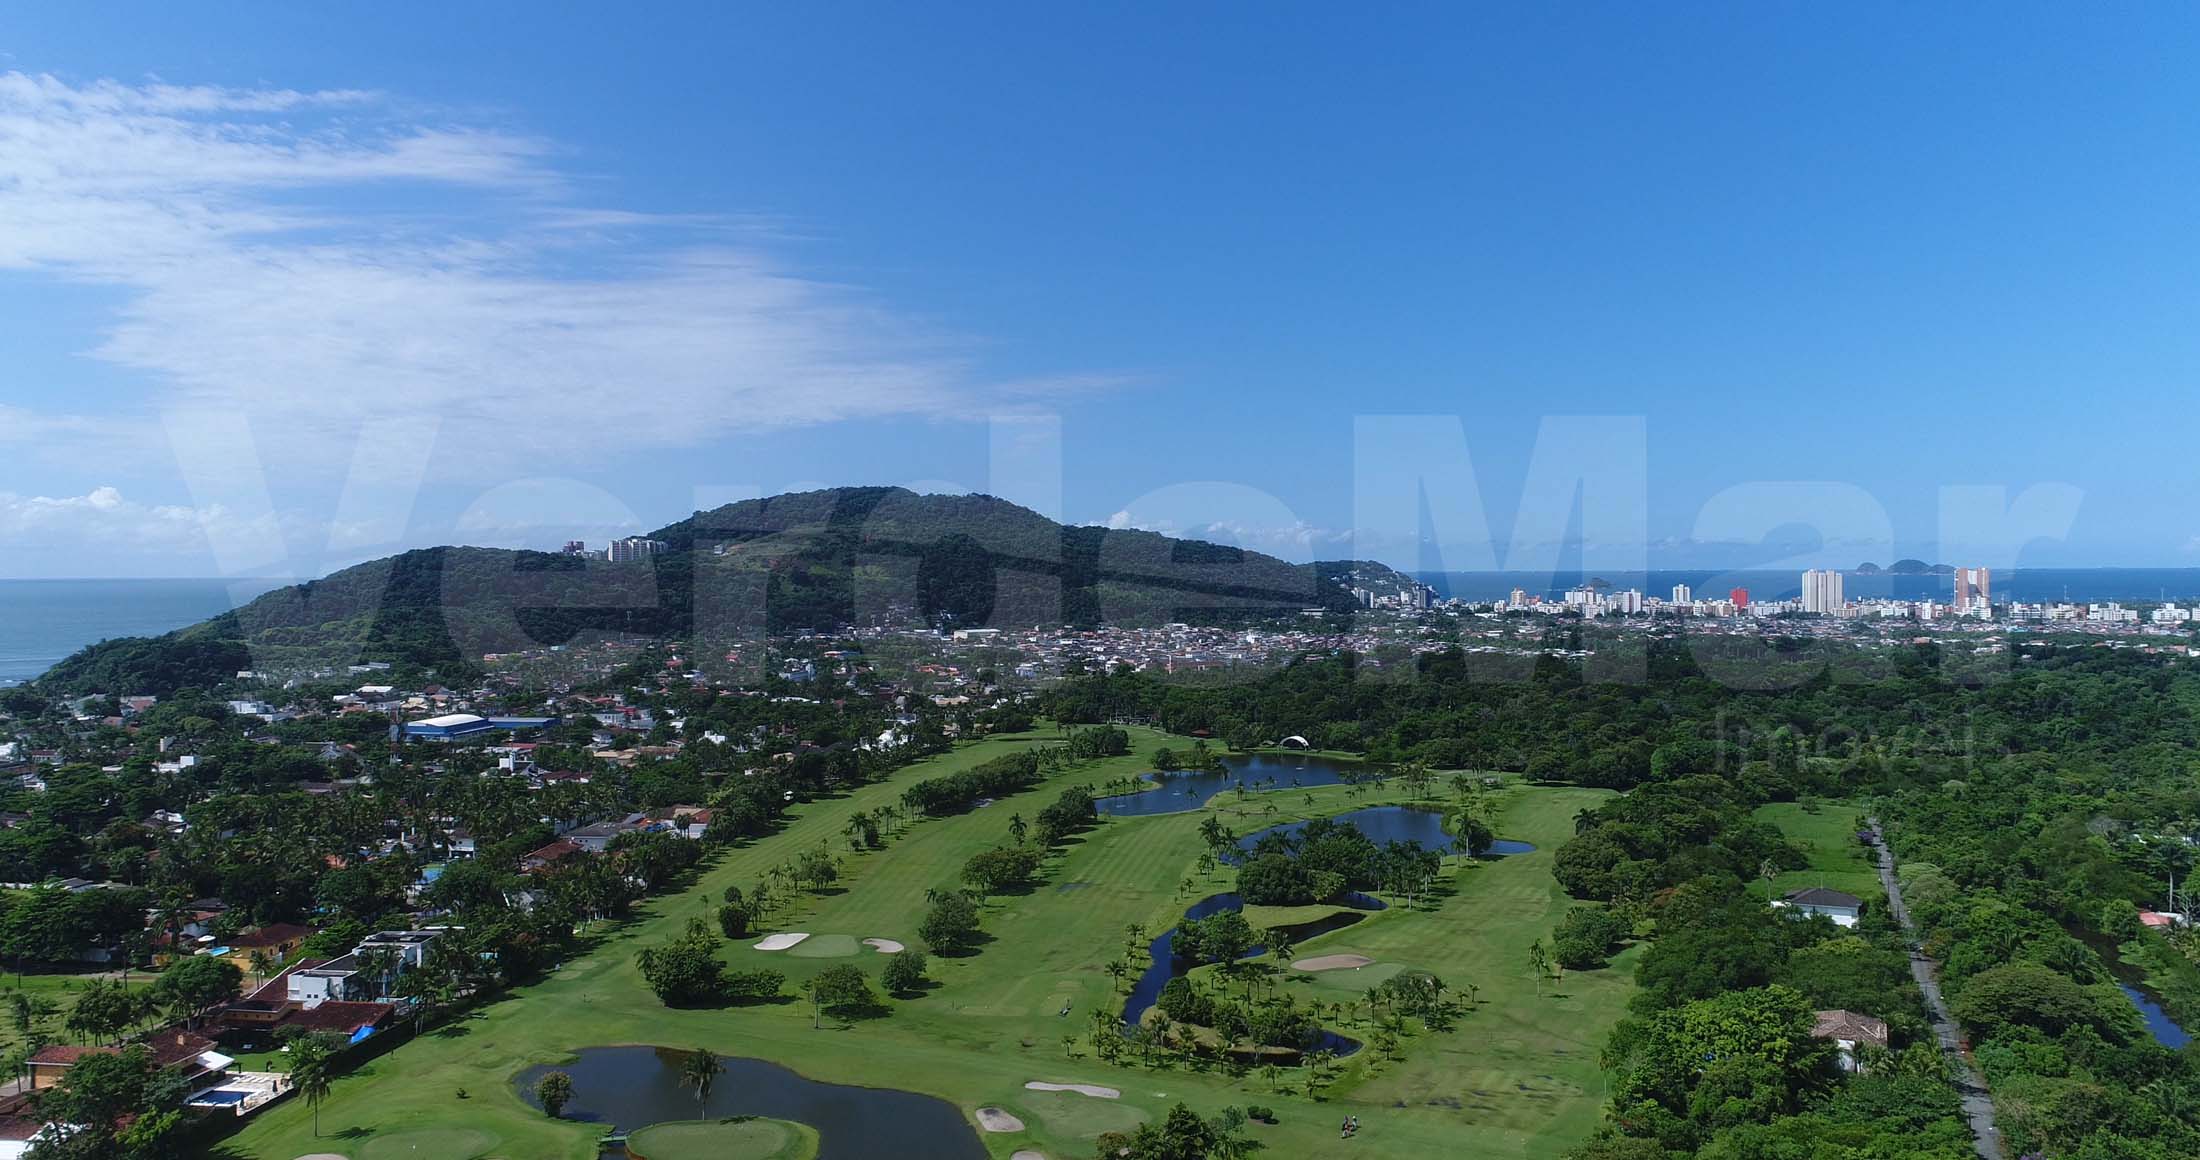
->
<box><xmin>745</xmin><ymin>843</ymin><xmax>847</xmax><ymax>927</ymax></box>
<box><xmin>1085</xmin><ymin>999</ymin><xmax>1351</xmax><ymax>1097</ymax></box>
<box><xmin>838</xmin><ymin>803</ymin><xmax>907</xmax><ymax>851</ymax></box>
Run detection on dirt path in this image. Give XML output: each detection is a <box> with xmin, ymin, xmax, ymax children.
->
<box><xmin>1868</xmin><ymin>816</ymin><xmax>2002</xmax><ymax>1160</ymax></box>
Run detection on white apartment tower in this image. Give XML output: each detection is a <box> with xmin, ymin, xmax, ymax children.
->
<box><xmin>607</xmin><ymin>537</ymin><xmax>667</xmax><ymax>563</ymax></box>
<box><xmin>1801</xmin><ymin>569</ymin><xmax>1844</xmax><ymax>614</ymax></box>
<box><xmin>1952</xmin><ymin>567</ymin><xmax>1991</xmax><ymax>614</ymax></box>
<box><xmin>1671</xmin><ymin>583</ymin><xmax>1692</xmax><ymax>605</ymax></box>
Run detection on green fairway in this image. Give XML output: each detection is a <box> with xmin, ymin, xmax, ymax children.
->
<box><xmin>355</xmin><ymin>1127</ymin><xmax>497</xmax><ymax>1160</ymax></box>
<box><xmin>1753</xmin><ymin>801</ymin><xmax>1881</xmax><ymax>902</ymax></box>
<box><xmin>625</xmin><ymin>1118</ymin><xmax>817</xmax><ymax>1160</ymax></box>
<box><xmin>223</xmin><ymin>730</ymin><xmax>1632</xmax><ymax>1160</ymax></box>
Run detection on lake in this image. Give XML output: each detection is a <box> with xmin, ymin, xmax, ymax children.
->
<box><xmin>1096</xmin><ymin>752</ymin><xmax>1370</xmax><ymax>817</ymax></box>
<box><xmin>514</xmin><ymin>1046</ymin><xmax>986</xmax><ymax>1159</ymax></box>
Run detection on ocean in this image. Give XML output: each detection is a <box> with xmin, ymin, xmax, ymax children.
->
<box><xmin>0</xmin><ymin>578</ymin><xmax>291</xmax><ymax>686</ymax></box>
<box><xmin>1422</xmin><ymin>568</ymin><xmax>2200</xmax><ymax>605</ymax></box>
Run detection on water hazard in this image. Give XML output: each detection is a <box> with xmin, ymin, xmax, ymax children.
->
<box><xmin>515</xmin><ymin>1046</ymin><xmax>986</xmax><ymax>1159</ymax></box>
<box><xmin>1096</xmin><ymin>753</ymin><xmax>1366</xmax><ymax>816</ymax></box>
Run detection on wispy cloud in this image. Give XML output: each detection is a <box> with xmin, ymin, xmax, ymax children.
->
<box><xmin>0</xmin><ymin>71</ymin><xmax>1101</xmax><ymax>486</ymax></box>
<box><xmin>1102</xmin><ymin>508</ymin><xmax>1351</xmax><ymax>561</ymax></box>
<box><xmin>0</xmin><ymin>485</ymin><xmax>274</xmax><ymax>554</ymax></box>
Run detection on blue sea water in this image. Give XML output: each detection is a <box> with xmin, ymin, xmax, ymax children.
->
<box><xmin>0</xmin><ymin>578</ymin><xmax>290</xmax><ymax>685</ymax></box>
<box><xmin>1423</xmin><ymin>568</ymin><xmax>2200</xmax><ymax>605</ymax></box>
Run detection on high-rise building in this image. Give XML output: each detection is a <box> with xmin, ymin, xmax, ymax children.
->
<box><xmin>1952</xmin><ymin>566</ymin><xmax>1992</xmax><ymax>614</ymax></box>
<box><xmin>1730</xmin><ymin>586</ymin><xmax>1750</xmax><ymax>610</ymax></box>
<box><xmin>1801</xmin><ymin>569</ymin><xmax>1844</xmax><ymax>614</ymax></box>
<box><xmin>559</xmin><ymin>540</ymin><xmax>588</xmax><ymax>556</ymax></box>
<box><xmin>1671</xmin><ymin>583</ymin><xmax>1692</xmax><ymax>605</ymax></box>
<box><xmin>1507</xmin><ymin>586</ymin><xmax>1529</xmax><ymax>609</ymax></box>
<box><xmin>607</xmin><ymin>537</ymin><xmax>667</xmax><ymax>563</ymax></box>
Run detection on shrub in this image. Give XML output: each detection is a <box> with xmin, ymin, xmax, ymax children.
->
<box><xmin>725</xmin><ymin>968</ymin><xmax>785</xmax><ymax>1002</ymax></box>
<box><xmin>882</xmin><ymin>949</ymin><xmax>929</xmax><ymax>994</ymax></box>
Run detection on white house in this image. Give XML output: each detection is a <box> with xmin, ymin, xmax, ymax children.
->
<box><xmin>1775</xmin><ymin>887</ymin><xmax>1863</xmax><ymax>928</ymax></box>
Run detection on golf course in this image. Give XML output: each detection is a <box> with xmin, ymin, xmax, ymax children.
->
<box><xmin>221</xmin><ymin>727</ymin><xmax>1633</xmax><ymax>1160</ymax></box>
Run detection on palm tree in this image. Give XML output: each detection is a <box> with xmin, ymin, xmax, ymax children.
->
<box><xmin>1304</xmin><ymin>1048</ymin><xmax>1337</xmax><ymax>1098</ymax></box>
<box><xmin>290</xmin><ymin>1039</ymin><xmax>334</xmax><ymax>1137</ymax></box>
<box><xmin>356</xmin><ymin>946</ymin><xmax>401</xmax><ymax>1000</ymax></box>
<box><xmin>1105</xmin><ymin>959</ymin><xmax>1131</xmax><ymax>993</ymax></box>
<box><xmin>678</xmin><ymin>1047</ymin><xmax>721</xmax><ymax>1103</ymax></box>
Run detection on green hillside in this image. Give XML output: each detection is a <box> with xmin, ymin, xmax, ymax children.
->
<box><xmin>38</xmin><ymin>487</ymin><xmax>1414</xmax><ymax>694</ymax></box>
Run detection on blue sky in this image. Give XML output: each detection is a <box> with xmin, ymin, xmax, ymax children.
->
<box><xmin>1</xmin><ymin>4</ymin><xmax>2197</xmax><ymax>577</ymax></box>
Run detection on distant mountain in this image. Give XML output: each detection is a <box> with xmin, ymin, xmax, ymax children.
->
<box><xmin>1885</xmin><ymin>559</ymin><xmax>1954</xmax><ymax>576</ymax></box>
<box><xmin>39</xmin><ymin>488</ymin><xmax>1413</xmax><ymax>695</ymax></box>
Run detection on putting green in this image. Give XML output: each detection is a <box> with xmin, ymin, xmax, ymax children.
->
<box><xmin>357</xmin><ymin>1127</ymin><xmax>496</xmax><ymax>1160</ymax></box>
<box><xmin>1302</xmin><ymin>960</ymin><xmax>1408</xmax><ymax>992</ymax></box>
<box><xmin>625</xmin><ymin>1117</ymin><xmax>817</xmax><ymax>1160</ymax></box>
<box><xmin>785</xmin><ymin>933</ymin><xmax>862</xmax><ymax>958</ymax></box>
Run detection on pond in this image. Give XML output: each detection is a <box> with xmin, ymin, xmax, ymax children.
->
<box><xmin>1096</xmin><ymin>753</ymin><xmax>1367</xmax><ymax>817</ymax></box>
<box><xmin>1118</xmin><ymin>890</ymin><xmax>1371</xmax><ymax>1056</ymax></box>
<box><xmin>514</xmin><ymin>1046</ymin><xmax>987</xmax><ymax>1160</ymax></box>
<box><xmin>1114</xmin><ymin>805</ymin><xmax>1532</xmax><ymax>1053</ymax></box>
<box><xmin>2118</xmin><ymin>982</ymin><xmax>2192</xmax><ymax>1050</ymax></box>
<box><xmin>1117</xmin><ymin>893</ymin><xmax>1372</xmax><ymax>1030</ymax></box>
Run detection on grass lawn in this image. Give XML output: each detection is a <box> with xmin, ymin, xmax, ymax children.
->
<box><xmin>0</xmin><ymin>969</ymin><xmax>155</xmax><ymax>1057</ymax></box>
<box><xmin>222</xmin><ymin>731</ymin><xmax>1631</xmax><ymax>1160</ymax></box>
<box><xmin>625</xmin><ymin>1117</ymin><xmax>817</xmax><ymax>1160</ymax></box>
<box><xmin>1752</xmin><ymin>801</ymin><xmax>1882</xmax><ymax>904</ymax></box>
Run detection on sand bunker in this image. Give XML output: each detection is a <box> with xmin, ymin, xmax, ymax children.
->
<box><xmin>976</xmin><ymin>1107</ymin><xmax>1026</xmax><ymax>1132</ymax></box>
<box><xmin>1291</xmin><ymin>953</ymin><xmax>1375</xmax><ymax>972</ymax></box>
<box><xmin>864</xmin><ymin>937</ymin><xmax>906</xmax><ymax>953</ymax></box>
<box><xmin>1025</xmin><ymin>1081</ymin><xmax>1121</xmax><ymax>1099</ymax></box>
<box><xmin>752</xmin><ymin>932</ymin><xmax>811</xmax><ymax>951</ymax></box>
<box><xmin>1012</xmin><ymin>1153</ymin><xmax>1048</xmax><ymax>1160</ymax></box>
<box><xmin>295</xmin><ymin>1155</ymin><xmax>348</xmax><ymax>1160</ymax></box>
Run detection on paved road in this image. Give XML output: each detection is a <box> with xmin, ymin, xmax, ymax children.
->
<box><xmin>1867</xmin><ymin>816</ymin><xmax>2003</xmax><ymax>1160</ymax></box>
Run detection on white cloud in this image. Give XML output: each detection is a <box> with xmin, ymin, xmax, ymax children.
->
<box><xmin>0</xmin><ymin>484</ymin><xmax>272</xmax><ymax>555</ymax></box>
<box><xmin>0</xmin><ymin>71</ymin><xmax>1102</xmax><ymax>481</ymax></box>
<box><xmin>1097</xmin><ymin>508</ymin><xmax>1349</xmax><ymax>561</ymax></box>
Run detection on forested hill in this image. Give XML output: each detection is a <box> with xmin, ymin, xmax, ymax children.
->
<box><xmin>40</xmin><ymin>487</ymin><xmax>1410</xmax><ymax>695</ymax></box>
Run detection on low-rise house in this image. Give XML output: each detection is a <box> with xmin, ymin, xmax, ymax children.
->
<box><xmin>1775</xmin><ymin>887</ymin><xmax>1864</xmax><ymax>927</ymax></box>
<box><xmin>216</xmin><ymin>923</ymin><xmax>315</xmax><ymax>973</ymax></box>
<box><xmin>521</xmin><ymin>837</ymin><xmax>585</xmax><ymax>872</ymax></box>
<box><xmin>28</xmin><ymin>1030</ymin><xmax>229</xmax><ymax>1091</ymax></box>
<box><xmin>215</xmin><ymin>960</ymin><xmax>397</xmax><ymax>1049</ymax></box>
<box><xmin>1812</xmin><ymin>1009</ymin><xmax>1890</xmax><ymax>1071</ymax></box>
